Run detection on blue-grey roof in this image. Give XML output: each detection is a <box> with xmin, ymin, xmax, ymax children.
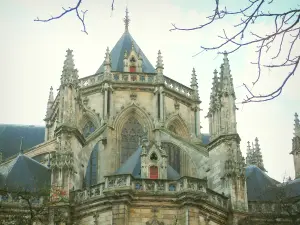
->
<box><xmin>0</xmin><ymin>153</ymin><xmax>51</xmax><ymax>191</ymax></box>
<box><xmin>114</xmin><ymin>146</ymin><xmax>180</xmax><ymax>180</ymax></box>
<box><xmin>0</xmin><ymin>124</ymin><xmax>45</xmax><ymax>160</ymax></box>
<box><xmin>246</xmin><ymin>165</ymin><xmax>280</xmax><ymax>201</ymax></box>
<box><xmin>202</xmin><ymin>133</ymin><xmax>210</xmax><ymax>145</ymax></box>
<box><xmin>96</xmin><ymin>31</ymin><xmax>156</xmax><ymax>74</ymax></box>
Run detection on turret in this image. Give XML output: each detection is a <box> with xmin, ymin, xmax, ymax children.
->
<box><xmin>207</xmin><ymin>53</ymin><xmax>247</xmax><ymax>214</ymax></box>
<box><xmin>208</xmin><ymin>53</ymin><xmax>237</xmax><ymax>141</ymax></box>
<box><xmin>291</xmin><ymin>113</ymin><xmax>300</xmax><ymax>178</ymax></box>
<box><xmin>51</xmin><ymin>49</ymin><xmax>80</xmax><ymax>202</ymax></box>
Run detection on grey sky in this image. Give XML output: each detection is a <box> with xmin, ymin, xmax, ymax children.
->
<box><xmin>0</xmin><ymin>0</ymin><xmax>299</xmax><ymax>181</ymax></box>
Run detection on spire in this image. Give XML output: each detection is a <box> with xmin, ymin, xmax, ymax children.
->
<box><xmin>45</xmin><ymin>86</ymin><xmax>54</xmax><ymax>120</ymax></box>
<box><xmin>123</xmin><ymin>7</ymin><xmax>130</xmax><ymax>32</ymax></box>
<box><xmin>219</xmin><ymin>52</ymin><xmax>234</xmax><ymax>96</ymax></box>
<box><xmin>61</xmin><ymin>49</ymin><xmax>79</xmax><ymax>87</ymax></box>
<box><xmin>156</xmin><ymin>50</ymin><xmax>164</xmax><ymax>75</ymax></box>
<box><xmin>19</xmin><ymin>137</ymin><xmax>23</xmax><ymax>154</ymax></box>
<box><xmin>294</xmin><ymin>113</ymin><xmax>300</xmax><ymax>137</ymax></box>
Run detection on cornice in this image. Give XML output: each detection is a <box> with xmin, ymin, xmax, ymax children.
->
<box><xmin>207</xmin><ymin>134</ymin><xmax>241</xmax><ymax>151</ymax></box>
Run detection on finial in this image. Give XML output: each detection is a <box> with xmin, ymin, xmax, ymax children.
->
<box><xmin>19</xmin><ymin>137</ymin><xmax>24</xmax><ymax>154</ymax></box>
<box><xmin>124</xmin><ymin>49</ymin><xmax>128</xmax><ymax>58</ymax></box>
<box><xmin>254</xmin><ymin>137</ymin><xmax>260</xmax><ymax>150</ymax></box>
<box><xmin>247</xmin><ymin>141</ymin><xmax>251</xmax><ymax>150</ymax></box>
<box><xmin>213</xmin><ymin>69</ymin><xmax>218</xmax><ymax>76</ymax></box>
<box><xmin>123</xmin><ymin>7</ymin><xmax>130</xmax><ymax>32</ymax></box>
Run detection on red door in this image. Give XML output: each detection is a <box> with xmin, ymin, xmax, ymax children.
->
<box><xmin>130</xmin><ymin>66</ymin><xmax>136</xmax><ymax>72</ymax></box>
<box><xmin>150</xmin><ymin>166</ymin><xmax>158</xmax><ymax>179</ymax></box>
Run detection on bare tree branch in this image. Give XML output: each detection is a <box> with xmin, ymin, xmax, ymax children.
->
<box><xmin>171</xmin><ymin>0</ymin><xmax>300</xmax><ymax>103</ymax></box>
<box><xmin>34</xmin><ymin>0</ymin><xmax>88</xmax><ymax>34</ymax></box>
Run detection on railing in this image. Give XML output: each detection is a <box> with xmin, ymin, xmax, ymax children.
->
<box><xmin>79</xmin><ymin>74</ymin><xmax>104</xmax><ymax>87</ymax></box>
<box><xmin>248</xmin><ymin>201</ymin><xmax>300</xmax><ymax>215</ymax></box>
<box><xmin>164</xmin><ymin>76</ymin><xmax>194</xmax><ymax>98</ymax></box>
<box><xmin>72</xmin><ymin>175</ymin><xmax>228</xmax><ymax>208</ymax></box>
<box><xmin>78</xmin><ymin>73</ymin><xmax>195</xmax><ymax>99</ymax></box>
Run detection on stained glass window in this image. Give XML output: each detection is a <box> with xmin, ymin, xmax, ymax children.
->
<box><xmin>121</xmin><ymin>117</ymin><xmax>146</xmax><ymax>164</ymax></box>
<box><xmin>83</xmin><ymin>121</ymin><xmax>96</xmax><ymax>138</ymax></box>
<box><xmin>83</xmin><ymin>143</ymin><xmax>99</xmax><ymax>188</ymax></box>
<box><xmin>161</xmin><ymin>142</ymin><xmax>181</xmax><ymax>174</ymax></box>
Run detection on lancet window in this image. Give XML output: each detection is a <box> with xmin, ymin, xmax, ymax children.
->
<box><xmin>83</xmin><ymin>143</ymin><xmax>99</xmax><ymax>187</ymax></box>
<box><xmin>83</xmin><ymin>121</ymin><xmax>96</xmax><ymax>138</ymax></box>
<box><xmin>121</xmin><ymin>117</ymin><xmax>146</xmax><ymax>164</ymax></box>
<box><xmin>161</xmin><ymin>142</ymin><xmax>181</xmax><ymax>174</ymax></box>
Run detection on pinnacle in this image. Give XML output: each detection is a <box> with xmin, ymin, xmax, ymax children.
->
<box><xmin>294</xmin><ymin>112</ymin><xmax>300</xmax><ymax>137</ymax></box>
<box><xmin>63</xmin><ymin>48</ymin><xmax>75</xmax><ymax>71</ymax></box>
<box><xmin>191</xmin><ymin>68</ymin><xmax>198</xmax><ymax>88</ymax></box>
<box><xmin>156</xmin><ymin>50</ymin><xmax>164</xmax><ymax>70</ymax></box>
<box><xmin>48</xmin><ymin>86</ymin><xmax>54</xmax><ymax>102</ymax></box>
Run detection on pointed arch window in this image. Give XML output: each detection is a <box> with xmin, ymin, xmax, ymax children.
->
<box><xmin>121</xmin><ymin>117</ymin><xmax>146</xmax><ymax>164</ymax></box>
<box><xmin>161</xmin><ymin>142</ymin><xmax>181</xmax><ymax>174</ymax></box>
<box><xmin>83</xmin><ymin>121</ymin><xmax>96</xmax><ymax>138</ymax></box>
<box><xmin>83</xmin><ymin>143</ymin><xmax>100</xmax><ymax>188</ymax></box>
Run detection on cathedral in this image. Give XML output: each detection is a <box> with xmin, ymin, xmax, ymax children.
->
<box><xmin>0</xmin><ymin>9</ymin><xmax>299</xmax><ymax>225</ymax></box>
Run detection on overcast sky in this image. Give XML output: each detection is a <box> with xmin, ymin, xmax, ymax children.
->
<box><xmin>0</xmin><ymin>0</ymin><xmax>299</xmax><ymax>182</ymax></box>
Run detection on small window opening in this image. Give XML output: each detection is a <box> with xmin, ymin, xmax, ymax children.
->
<box><xmin>150</xmin><ymin>153</ymin><xmax>158</xmax><ymax>161</ymax></box>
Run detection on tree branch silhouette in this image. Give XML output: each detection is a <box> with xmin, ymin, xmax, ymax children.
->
<box><xmin>34</xmin><ymin>0</ymin><xmax>88</xmax><ymax>34</ymax></box>
<box><xmin>170</xmin><ymin>0</ymin><xmax>300</xmax><ymax>103</ymax></box>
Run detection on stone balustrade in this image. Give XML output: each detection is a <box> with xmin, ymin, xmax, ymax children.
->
<box><xmin>164</xmin><ymin>76</ymin><xmax>194</xmax><ymax>98</ymax></box>
<box><xmin>72</xmin><ymin>175</ymin><xmax>228</xmax><ymax>209</ymax></box>
<box><xmin>248</xmin><ymin>201</ymin><xmax>300</xmax><ymax>215</ymax></box>
<box><xmin>78</xmin><ymin>73</ymin><xmax>195</xmax><ymax>99</ymax></box>
<box><xmin>80</xmin><ymin>74</ymin><xmax>104</xmax><ymax>87</ymax></box>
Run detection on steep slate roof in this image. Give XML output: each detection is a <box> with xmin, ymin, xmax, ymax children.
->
<box><xmin>0</xmin><ymin>124</ymin><xmax>45</xmax><ymax>160</ymax></box>
<box><xmin>246</xmin><ymin>165</ymin><xmax>280</xmax><ymax>201</ymax></box>
<box><xmin>0</xmin><ymin>153</ymin><xmax>51</xmax><ymax>191</ymax></box>
<box><xmin>95</xmin><ymin>31</ymin><xmax>156</xmax><ymax>74</ymax></box>
<box><xmin>114</xmin><ymin>146</ymin><xmax>181</xmax><ymax>180</ymax></box>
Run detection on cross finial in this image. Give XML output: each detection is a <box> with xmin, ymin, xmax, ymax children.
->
<box><xmin>123</xmin><ymin>7</ymin><xmax>130</xmax><ymax>32</ymax></box>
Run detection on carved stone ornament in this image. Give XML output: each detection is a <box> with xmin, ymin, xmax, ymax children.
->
<box><xmin>146</xmin><ymin>208</ymin><xmax>164</xmax><ymax>225</ymax></box>
<box><xmin>130</xmin><ymin>92</ymin><xmax>137</xmax><ymax>100</ymax></box>
<box><xmin>174</xmin><ymin>100</ymin><xmax>180</xmax><ymax>110</ymax></box>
